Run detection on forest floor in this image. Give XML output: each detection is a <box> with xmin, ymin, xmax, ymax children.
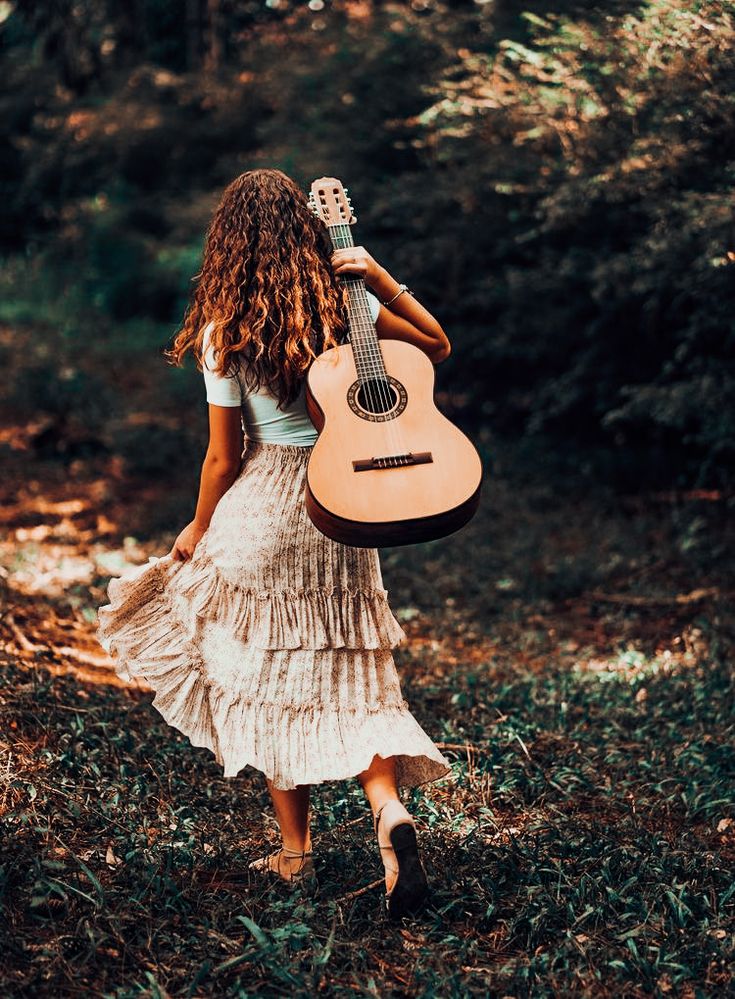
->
<box><xmin>0</xmin><ymin>437</ymin><xmax>734</xmax><ymax>998</ymax></box>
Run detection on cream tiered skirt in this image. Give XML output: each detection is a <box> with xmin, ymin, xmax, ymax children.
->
<box><xmin>96</xmin><ymin>440</ymin><xmax>452</xmax><ymax>790</ymax></box>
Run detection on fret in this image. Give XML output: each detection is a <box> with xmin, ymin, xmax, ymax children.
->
<box><xmin>327</xmin><ymin>222</ymin><xmax>390</xmax><ymax>383</ymax></box>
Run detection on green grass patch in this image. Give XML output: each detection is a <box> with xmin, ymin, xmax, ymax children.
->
<box><xmin>1</xmin><ymin>622</ymin><xmax>732</xmax><ymax>996</ymax></box>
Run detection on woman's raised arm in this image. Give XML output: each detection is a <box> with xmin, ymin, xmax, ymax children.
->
<box><xmin>331</xmin><ymin>247</ymin><xmax>451</xmax><ymax>364</ymax></box>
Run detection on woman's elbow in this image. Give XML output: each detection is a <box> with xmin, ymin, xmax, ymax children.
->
<box><xmin>430</xmin><ymin>332</ymin><xmax>452</xmax><ymax>364</ymax></box>
<box><xmin>205</xmin><ymin>450</ymin><xmax>241</xmax><ymax>477</ymax></box>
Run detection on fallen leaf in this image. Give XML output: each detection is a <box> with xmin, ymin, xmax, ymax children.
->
<box><xmin>105</xmin><ymin>844</ymin><xmax>121</xmax><ymax>866</ymax></box>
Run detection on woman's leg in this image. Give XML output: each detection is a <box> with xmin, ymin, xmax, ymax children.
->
<box><xmin>357</xmin><ymin>754</ymin><xmax>403</xmax><ymax>893</ymax></box>
<box><xmin>356</xmin><ymin>753</ymin><xmax>400</xmax><ymax>813</ymax></box>
<box><xmin>265</xmin><ymin>778</ymin><xmax>312</xmax><ymax>850</ymax></box>
<box><xmin>357</xmin><ymin>754</ymin><xmax>430</xmax><ymax>914</ymax></box>
<box><xmin>263</xmin><ymin>778</ymin><xmax>313</xmax><ymax>875</ymax></box>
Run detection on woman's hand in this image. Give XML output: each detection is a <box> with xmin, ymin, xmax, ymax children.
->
<box><xmin>169</xmin><ymin>520</ymin><xmax>207</xmax><ymax>561</ymax></box>
<box><xmin>331</xmin><ymin>246</ymin><xmax>384</xmax><ymax>288</ymax></box>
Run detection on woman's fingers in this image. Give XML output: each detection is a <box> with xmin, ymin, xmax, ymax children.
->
<box><xmin>331</xmin><ymin>246</ymin><xmax>380</xmax><ymax>284</ymax></box>
<box><xmin>331</xmin><ymin>247</ymin><xmax>368</xmax><ymax>274</ymax></box>
<box><xmin>170</xmin><ymin>522</ymin><xmax>206</xmax><ymax>562</ymax></box>
<box><xmin>332</xmin><ymin>262</ymin><xmax>368</xmax><ymax>279</ymax></box>
<box><xmin>333</xmin><ymin>261</ymin><xmax>367</xmax><ymax>277</ymax></box>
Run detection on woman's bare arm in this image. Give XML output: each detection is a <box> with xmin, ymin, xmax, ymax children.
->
<box><xmin>369</xmin><ymin>267</ymin><xmax>451</xmax><ymax>364</ymax></box>
<box><xmin>193</xmin><ymin>406</ymin><xmax>244</xmax><ymax>528</ymax></box>
<box><xmin>170</xmin><ymin>405</ymin><xmax>243</xmax><ymax>560</ymax></box>
<box><xmin>331</xmin><ymin>248</ymin><xmax>451</xmax><ymax>364</ymax></box>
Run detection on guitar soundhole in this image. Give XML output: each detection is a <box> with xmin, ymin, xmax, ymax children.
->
<box><xmin>357</xmin><ymin>380</ymin><xmax>396</xmax><ymax>414</ymax></box>
<box><xmin>347</xmin><ymin>376</ymin><xmax>408</xmax><ymax>422</ymax></box>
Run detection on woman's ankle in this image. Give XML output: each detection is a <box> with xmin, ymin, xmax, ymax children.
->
<box><xmin>281</xmin><ymin>837</ymin><xmax>312</xmax><ymax>854</ymax></box>
<box><xmin>372</xmin><ymin>796</ymin><xmax>405</xmax><ymax>821</ymax></box>
<box><xmin>373</xmin><ymin>797</ymin><xmax>411</xmax><ymax>824</ymax></box>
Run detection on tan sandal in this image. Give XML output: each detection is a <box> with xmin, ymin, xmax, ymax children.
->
<box><xmin>373</xmin><ymin>799</ymin><xmax>429</xmax><ymax>920</ymax></box>
<box><xmin>248</xmin><ymin>846</ymin><xmax>316</xmax><ymax>887</ymax></box>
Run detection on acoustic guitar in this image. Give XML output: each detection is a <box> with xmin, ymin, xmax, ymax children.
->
<box><xmin>304</xmin><ymin>176</ymin><xmax>483</xmax><ymax>547</ymax></box>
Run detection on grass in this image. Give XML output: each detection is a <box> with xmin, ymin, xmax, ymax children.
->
<box><xmin>1</xmin><ymin>439</ymin><xmax>734</xmax><ymax>997</ymax></box>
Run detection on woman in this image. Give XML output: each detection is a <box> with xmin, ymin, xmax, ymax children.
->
<box><xmin>96</xmin><ymin>167</ymin><xmax>453</xmax><ymax>919</ymax></box>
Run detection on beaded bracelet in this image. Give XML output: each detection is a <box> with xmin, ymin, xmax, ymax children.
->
<box><xmin>381</xmin><ymin>283</ymin><xmax>412</xmax><ymax>307</ymax></box>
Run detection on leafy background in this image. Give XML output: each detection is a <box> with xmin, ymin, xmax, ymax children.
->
<box><xmin>2</xmin><ymin>0</ymin><xmax>734</xmax><ymax>491</ymax></box>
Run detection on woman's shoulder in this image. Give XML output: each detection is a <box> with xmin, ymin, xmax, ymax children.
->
<box><xmin>201</xmin><ymin>322</ymin><xmax>246</xmax><ymax>375</ymax></box>
<box><xmin>201</xmin><ymin>322</ymin><xmax>243</xmax><ymax>406</ymax></box>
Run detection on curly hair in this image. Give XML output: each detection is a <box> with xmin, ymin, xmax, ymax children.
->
<box><xmin>165</xmin><ymin>168</ymin><xmax>350</xmax><ymax>409</ymax></box>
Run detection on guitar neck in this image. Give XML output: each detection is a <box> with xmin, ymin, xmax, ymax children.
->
<box><xmin>328</xmin><ymin>223</ymin><xmax>387</xmax><ymax>381</ymax></box>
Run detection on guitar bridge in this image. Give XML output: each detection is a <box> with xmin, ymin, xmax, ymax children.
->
<box><xmin>352</xmin><ymin>451</ymin><xmax>433</xmax><ymax>471</ymax></box>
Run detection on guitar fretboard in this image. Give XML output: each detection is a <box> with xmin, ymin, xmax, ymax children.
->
<box><xmin>329</xmin><ymin>223</ymin><xmax>388</xmax><ymax>385</ymax></box>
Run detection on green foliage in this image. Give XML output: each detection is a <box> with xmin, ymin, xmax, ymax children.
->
<box><xmin>1</xmin><ymin>0</ymin><xmax>734</xmax><ymax>486</ymax></box>
<box><xmin>1</xmin><ymin>619</ymin><xmax>733</xmax><ymax>995</ymax></box>
<box><xmin>395</xmin><ymin>2</ymin><xmax>735</xmax><ymax>488</ymax></box>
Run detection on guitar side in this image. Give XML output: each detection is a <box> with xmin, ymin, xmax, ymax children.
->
<box><xmin>304</xmin><ymin>472</ymin><xmax>482</xmax><ymax>547</ymax></box>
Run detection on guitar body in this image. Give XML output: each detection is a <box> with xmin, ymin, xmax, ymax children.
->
<box><xmin>305</xmin><ymin>338</ymin><xmax>483</xmax><ymax>547</ymax></box>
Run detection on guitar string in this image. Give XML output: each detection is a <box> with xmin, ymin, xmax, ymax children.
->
<box><xmin>351</xmin><ymin>271</ymin><xmax>405</xmax><ymax>465</ymax></box>
<box><xmin>345</xmin><ymin>267</ymin><xmax>401</xmax><ymax>460</ymax></box>
<box><xmin>331</xmin><ymin>220</ymin><xmax>407</xmax><ymax>465</ymax></box>
<box><xmin>332</xmin><ymin>224</ymin><xmax>391</xmax><ymax>433</ymax></box>
<box><xmin>333</xmin><ymin>222</ymin><xmax>407</xmax><ymax>465</ymax></box>
<box><xmin>332</xmin><ymin>224</ymin><xmax>400</xmax><ymax>462</ymax></box>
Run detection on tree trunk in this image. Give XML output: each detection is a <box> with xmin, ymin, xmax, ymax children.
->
<box><xmin>186</xmin><ymin>0</ymin><xmax>203</xmax><ymax>71</ymax></box>
<box><xmin>204</xmin><ymin>0</ymin><xmax>224</xmax><ymax>74</ymax></box>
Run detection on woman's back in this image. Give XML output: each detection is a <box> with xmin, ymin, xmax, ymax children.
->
<box><xmin>201</xmin><ymin>289</ymin><xmax>381</xmax><ymax>446</ymax></box>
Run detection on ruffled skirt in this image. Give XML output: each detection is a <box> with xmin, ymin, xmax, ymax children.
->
<box><xmin>96</xmin><ymin>440</ymin><xmax>452</xmax><ymax>790</ymax></box>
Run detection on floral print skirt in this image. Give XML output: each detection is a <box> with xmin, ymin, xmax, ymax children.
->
<box><xmin>96</xmin><ymin>440</ymin><xmax>452</xmax><ymax>790</ymax></box>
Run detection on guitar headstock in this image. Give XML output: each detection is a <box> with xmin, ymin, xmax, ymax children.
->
<box><xmin>308</xmin><ymin>176</ymin><xmax>357</xmax><ymax>227</ymax></box>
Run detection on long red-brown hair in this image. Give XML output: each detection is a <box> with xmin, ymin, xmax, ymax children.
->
<box><xmin>165</xmin><ymin>168</ymin><xmax>349</xmax><ymax>408</ymax></box>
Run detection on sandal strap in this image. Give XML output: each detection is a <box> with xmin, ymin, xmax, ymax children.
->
<box><xmin>374</xmin><ymin>798</ymin><xmax>414</xmax><ymax>837</ymax></box>
<box><xmin>374</xmin><ymin>801</ymin><xmax>406</xmax><ymax>878</ymax></box>
<box><xmin>373</xmin><ymin>799</ymin><xmax>396</xmax><ymax>835</ymax></box>
<box><xmin>373</xmin><ymin>805</ymin><xmax>382</xmax><ymax>835</ymax></box>
<box><xmin>281</xmin><ymin>847</ymin><xmax>313</xmax><ymax>858</ymax></box>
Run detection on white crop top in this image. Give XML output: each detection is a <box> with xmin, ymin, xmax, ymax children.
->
<box><xmin>202</xmin><ymin>289</ymin><xmax>381</xmax><ymax>445</ymax></box>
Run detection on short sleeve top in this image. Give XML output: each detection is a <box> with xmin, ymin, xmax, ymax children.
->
<box><xmin>201</xmin><ymin>288</ymin><xmax>381</xmax><ymax>445</ymax></box>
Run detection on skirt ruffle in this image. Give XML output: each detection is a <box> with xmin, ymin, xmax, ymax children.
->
<box><xmin>96</xmin><ymin>440</ymin><xmax>453</xmax><ymax>790</ymax></box>
<box><xmin>100</xmin><ymin>548</ymin><xmax>408</xmax><ymax>651</ymax></box>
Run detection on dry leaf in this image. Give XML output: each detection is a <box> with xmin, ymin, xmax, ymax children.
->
<box><xmin>105</xmin><ymin>844</ymin><xmax>121</xmax><ymax>866</ymax></box>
